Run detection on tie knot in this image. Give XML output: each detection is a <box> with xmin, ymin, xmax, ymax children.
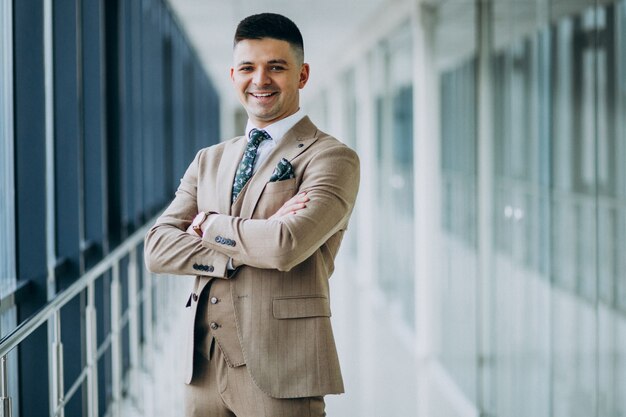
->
<box><xmin>249</xmin><ymin>129</ymin><xmax>270</xmax><ymax>148</ymax></box>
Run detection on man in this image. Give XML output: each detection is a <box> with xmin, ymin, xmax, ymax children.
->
<box><xmin>144</xmin><ymin>13</ymin><xmax>359</xmax><ymax>417</ymax></box>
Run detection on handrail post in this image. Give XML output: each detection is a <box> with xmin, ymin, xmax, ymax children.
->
<box><xmin>141</xmin><ymin>265</ymin><xmax>154</xmax><ymax>417</ymax></box>
<box><xmin>127</xmin><ymin>248</ymin><xmax>139</xmax><ymax>407</ymax></box>
<box><xmin>85</xmin><ymin>282</ymin><xmax>98</xmax><ymax>417</ymax></box>
<box><xmin>142</xmin><ymin>266</ymin><xmax>153</xmax><ymax>361</ymax></box>
<box><xmin>0</xmin><ymin>355</ymin><xmax>12</xmax><ymax>417</ymax></box>
<box><xmin>49</xmin><ymin>313</ymin><xmax>64</xmax><ymax>417</ymax></box>
<box><xmin>110</xmin><ymin>262</ymin><xmax>121</xmax><ymax>417</ymax></box>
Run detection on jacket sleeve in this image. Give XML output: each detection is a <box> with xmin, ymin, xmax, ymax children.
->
<box><xmin>144</xmin><ymin>148</ymin><xmax>231</xmax><ymax>278</ymax></box>
<box><xmin>199</xmin><ymin>144</ymin><xmax>360</xmax><ymax>272</ymax></box>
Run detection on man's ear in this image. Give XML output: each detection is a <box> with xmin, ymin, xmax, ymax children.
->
<box><xmin>230</xmin><ymin>67</ymin><xmax>235</xmax><ymax>82</ymax></box>
<box><xmin>299</xmin><ymin>63</ymin><xmax>310</xmax><ymax>89</ymax></box>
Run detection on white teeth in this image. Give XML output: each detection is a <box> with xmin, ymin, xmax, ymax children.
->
<box><xmin>253</xmin><ymin>93</ymin><xmax>274</xmax><ymax>97</ymax></box>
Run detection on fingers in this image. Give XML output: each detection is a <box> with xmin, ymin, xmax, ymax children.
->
<box><xmin>270</xmin><ymin>191</ymin><xmax>309</xmax><ymax>219</ymax></box>
<box><xmin>284</xmin><ymin>192</ymin><xmax>309</xmax><ymax>213</ymax></box>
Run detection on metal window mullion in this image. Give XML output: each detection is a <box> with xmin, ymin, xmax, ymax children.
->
<box><xmin>99</xmin><ymin>0</ymin><xmax>109</xmax><ymax>257</ymax></box>
<box><xmin>0</xmin><ymin>6</ymin><xmax>19</xmax><ymax>412</ymax></box>
<box><xmin>76</xmin><ymin>0</ymin><xmax>86</xmax><ymax>276</ymax></box>
<box><xmin>75</xmin><ymin>3</ymin><xmax>91</xmax><ymax>416</ymax></box>
<box><xmin>43</xmin><ymin>2</ymin><xmax>61</xmax><ymax>417</ymax></box>
<box><xmin>0</xmin><ymin>0</ymin><xmax>16</xmax><ymax>301</ymax></box>
<box><xmin>43</xmin><ymin>0</ymin><xmax>56</xmax><ymax>301</ymax></box>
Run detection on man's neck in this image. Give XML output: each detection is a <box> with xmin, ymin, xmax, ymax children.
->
<box><xmin>245</xmin><ymin>109</ymin><xmax>306</xmax><ymax>143</ymax></box>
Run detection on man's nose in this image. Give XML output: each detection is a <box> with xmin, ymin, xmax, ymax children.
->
<box><xmin>252</xmin><ymin>68</ymin><xmax>271</xmax><ymax>86</ymax></box>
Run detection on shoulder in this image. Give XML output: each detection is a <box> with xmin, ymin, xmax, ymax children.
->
<box><xmin>194</xmin><ymin>136</ymin><xmax>244</xmax><ymax>162</ymax></box>
<box><xmin>295</xmin><ymin>117</ymin><xmax>359</xmax><ymax>162</ymax></box>
<box><xmin>311</xmin><ymin>128</ymin><xmax>359</xmax><ymax>166</ymax></box>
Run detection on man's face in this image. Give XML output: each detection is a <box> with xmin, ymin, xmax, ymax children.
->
<box><xmin>231</xmin><ymin>38</ymin><xmax>309</xmax><ymax>128</ymax></box>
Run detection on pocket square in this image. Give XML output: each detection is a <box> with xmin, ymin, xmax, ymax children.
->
<box><xmin>269</xmin><ymin>158</ymin><xmax>295</xmax><ymax>182</ymax></box>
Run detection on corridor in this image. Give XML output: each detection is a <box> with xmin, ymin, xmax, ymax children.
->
<box><xmin>1</xmin><ymin>0</ymin><xmax>625</xmax><ymax>416</ymax></box>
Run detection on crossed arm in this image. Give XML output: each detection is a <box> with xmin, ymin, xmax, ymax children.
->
<box><xmin>186</xmin><ymin>191</ymin><xmax>310</xmax><ymax>237</ymax></box>
<box><xmin>185</xmin><ymin>192</ymin><xmax>309</xmax><ymax>269</ymax></box>
<box><xmin>144</xmin><ymin>144</ymin><xmax>359</xmax><ymax>277</ymax></box>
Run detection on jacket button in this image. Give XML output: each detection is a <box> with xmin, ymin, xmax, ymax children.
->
<box><xmin>192</xmin><ymin>293</ymin><xmax>198</xmax><ymax>302</ymax></box>
<box><xmin>215</xmin><ymin>236</ymin><xmax>221</xmax><ymax>243</ymax></box>
<box><xmin>208</xmin><ymin>265</ymin><xmax>214</xmax><ymax>272</ymax></box>
<box><xmin>210</xmin><ymin>297</ymin><xmax>218</xmax><ymax>304</ymax></box>
<box><xmin>210</xmin><ymin>322</ymin><xmax>219</xmax><ymax>330</ymax></box>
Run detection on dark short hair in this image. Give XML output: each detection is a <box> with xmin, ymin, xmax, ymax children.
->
<box><xmin>234</xmin><ymin>13</ymin><xmax>304</xmax><ymax>63</ymax></box>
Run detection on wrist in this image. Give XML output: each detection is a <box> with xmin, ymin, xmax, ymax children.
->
<box><xmin>191</xmin><ymin>212</ymin><xmax>208</xmax><ymax>237</ymax></box>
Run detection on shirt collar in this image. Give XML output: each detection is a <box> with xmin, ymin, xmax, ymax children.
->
<box><xmin>245</xmin><ymin>109</ymin><xmax>306</xmax><ymax>144</ymax></box>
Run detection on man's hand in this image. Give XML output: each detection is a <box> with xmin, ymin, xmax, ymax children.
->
<box><xmin>269</xmin><ymin>191</ymin><xmax>309</xmax><ymax>220</ymax></box>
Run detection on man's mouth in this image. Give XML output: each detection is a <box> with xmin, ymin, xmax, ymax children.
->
<box><xmin>249</xmin><ymin>92</ymin><xmax>278</xmax><ymax>98</ymax></box>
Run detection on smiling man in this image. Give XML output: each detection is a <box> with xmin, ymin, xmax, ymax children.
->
<box><xmin>144</xmin><ymin>13</ymin><xmax>360</xmax><ymax>417</ymax></box>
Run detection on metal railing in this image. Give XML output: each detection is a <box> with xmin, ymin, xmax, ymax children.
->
<box><xmin>0</xmin><ymin>217</ymin><xmax>182</xmax><ymax>417</ymax></box>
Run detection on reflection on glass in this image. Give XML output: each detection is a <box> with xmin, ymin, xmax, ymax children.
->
<box><xmin>0</xmin><ymin>1</ymin><xmax>16</xmax><ymax>300</ymax></box>
<box><xmin>374</xmin><ymin>25</ymin><xmax>415</xmax><ymax>329</ymax></box>
<box><xmin>490</xmin><ymin>2</ymin><xmax>552</xmax><ymax>417</ymax></box>
<box><xmin>439</xmin><ymin>58</ymin><xmax>478</xmax><ymax>402</ymax></box>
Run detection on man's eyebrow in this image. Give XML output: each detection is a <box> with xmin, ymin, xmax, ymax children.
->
<box><xmin>236</xmin><ymin>59</ymin><xmax>289</xmax><ymax>66</ymax></box>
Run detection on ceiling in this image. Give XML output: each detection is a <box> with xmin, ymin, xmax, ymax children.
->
<box><xmin>165</xmin><ymin>0</ymin><xmax>602</xmax><ymax>111</ymax></box>
<box><xmin>166</xmin><ymin>0</ymin><xmax>388</xmax><ymax>107</ymax></box>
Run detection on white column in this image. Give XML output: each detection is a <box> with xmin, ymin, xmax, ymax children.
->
<box><xmin>411</xmin><ymin>1</ymin><xmax>440</xmax><ymax>416</ymax></box>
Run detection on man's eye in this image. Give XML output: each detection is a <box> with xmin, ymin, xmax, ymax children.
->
<box><xmin>239</xmin><ymin>66</ymin><xmax>253</xmax><ymax>72</ymax></box>
<box><xmin>270</xmin><ymin>66</ymin><xmax>285</xmax><ymax>71</ymax></box>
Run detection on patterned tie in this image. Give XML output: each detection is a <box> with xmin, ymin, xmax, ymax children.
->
<box><xmin>232</xmin><ymin>128</ymin><xmax>270</xmax><ymax>203</ymax></box>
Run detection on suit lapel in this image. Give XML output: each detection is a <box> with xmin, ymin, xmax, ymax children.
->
<box><xmin>216</xmin><ymin>136</ymin><xmax>247</xmax><ymax>215</ymax></box>
<box><xmin>240</xmin><ymin>117</ymin><xmax>319</xmax><ymax>219</ymax></box>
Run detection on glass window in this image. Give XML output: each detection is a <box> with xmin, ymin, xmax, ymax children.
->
<box><xmin>598</xmin><ymin>3</ymin><xmax>626</xmax><ymax>417</ymax></box>
<box><xmin>374</xmin><ymin>24</ymin><xmax>415</xmax><ymax>329</ymax></box>
<box><xmin>489</xmin><ymin>2</ymin><xmax>552</xmax><ymax>417</ymax></box>
<box><xmin>436</xmin><ymin>0</ymin><xmax>478</xmax><ymax>403</ymax></box>
<box><xmin>81</xmin><ymin>0</ymin><xmax>106</xmax><ymax>269</ymax></box>
<box><xmin>53</xmin><ymin>0</ymin><xmax>81</xmax><ymax>286</ymax></box>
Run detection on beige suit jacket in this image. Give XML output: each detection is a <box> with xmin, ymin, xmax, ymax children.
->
<box><xmin>144</xmin><ymin>117</ymin><xmax>360</xmax><ymax>398</ymax></box>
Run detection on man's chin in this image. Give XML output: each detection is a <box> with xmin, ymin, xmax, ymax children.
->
<box><xmin>248</xmin><ymin>111</ymin><xmax>281</xmax><ymax>125</ymax></box>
